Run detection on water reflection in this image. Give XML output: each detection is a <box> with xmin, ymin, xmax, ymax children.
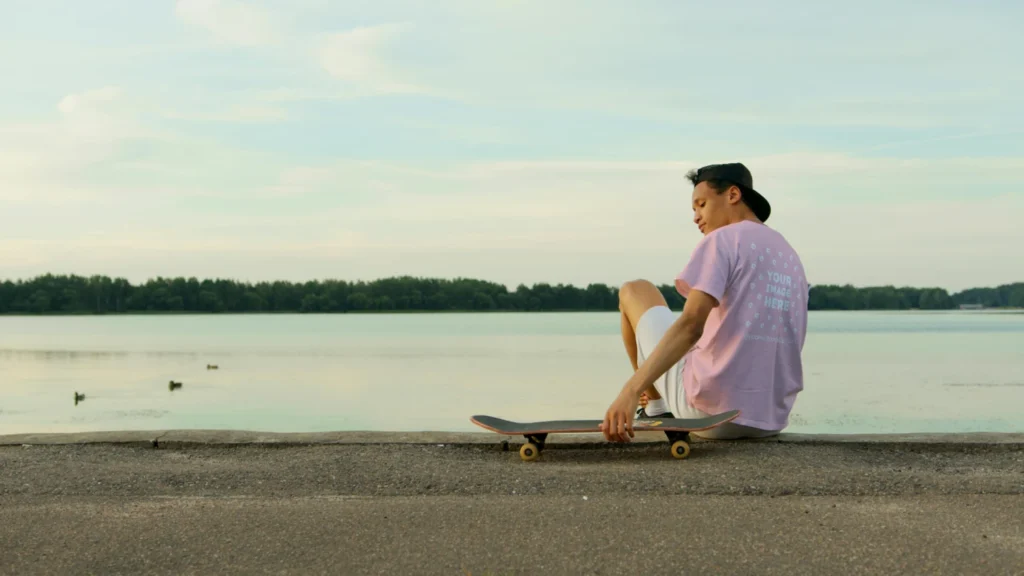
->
<box><xmin>944</xmin><ymin>382</ymin><xmax>1024</xmax><ymax>388</ymax></box>
<box><xmin>1</xmin><ymin>349</ymin><xmax>199</xmax><ymax>360</ymax></box>
<box><xmin>1</xmin><ymin>311</ymin><xmax>1022</xmax><ymax>435</ymax></box>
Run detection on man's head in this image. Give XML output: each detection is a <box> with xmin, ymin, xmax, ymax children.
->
<box><xmin>686</xmin><ymin>162</ymin><xmax>771</xmax><ymax>235</ymax></box>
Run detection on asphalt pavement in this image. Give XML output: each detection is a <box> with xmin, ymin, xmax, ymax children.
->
<box><xmin>1</xmin><ymin>436</ymin><xmax>1022</xmax><ymax>574</ymax></box>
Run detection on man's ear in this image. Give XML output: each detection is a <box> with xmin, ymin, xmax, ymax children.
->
<box><xmin>728</xmin><ymin>186</ymin><xmax>743</xmax><ymax>205</ymax></box>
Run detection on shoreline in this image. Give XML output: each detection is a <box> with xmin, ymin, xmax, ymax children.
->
<box><xmin>1</xmin><ymin>308</ymin><xmax>1021</xmax><ymax>317</ymax></box>
<box><xmin>3</xmin><ymin>429</ymin><xmax>1024</xmax><ymax>447</ymax></box>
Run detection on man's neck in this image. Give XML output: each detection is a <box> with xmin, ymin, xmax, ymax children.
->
<box><xmin>726</xmin><ymin>213</ymin><xmax>762</xmax><ymax>226</ymax></box>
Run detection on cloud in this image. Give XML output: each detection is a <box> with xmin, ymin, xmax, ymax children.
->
<box><xmin>3</xmin><ymin>147</ymin><xmax>1023</xmax><ymax>290</ymax></box>
<box><xmin>53</xmin><ymin>87</ymin><xmax>147</xmax><ymax>156</ymax></box>
<box><xmin>0</xmin><ymin>87</ymin><xmax>145</xmax><ymax>203</ymax></box>
<box><xmin>54</xmin><ymin>86</ymin><xmax>132</xmax><ymax>143</ymax></box>
<box><xmin>233</xmin><ymin>154</ymin><xmax>1024</xmax><ymax>290</ymax></box>
<box><xmin>56</xmin><ymin>86</ymin><xmax>120</xmax><ymax>115</ymax></box>
<box><xmin>355</xmin><ymin>2</ymin><xmax>1021</xmax><ymax>130</ymax></box>
<box><xmin>161</xmin><ymin>104</ymin><xmax>289</xmax><ymax>124</ymax></box>
<box><xmin>0</xmin><ymin>87</ymin><xmax>282</xmax><ymax>206</ymax></box>
<box><xmin>319</xmin><ymin>24</ymin><xmax>424</xmax><ymax>95</ymax></box>
<box><xmin>175</xmin><ymin>0</ymin><xmax>277</xmax><ymax>47</ymax></box>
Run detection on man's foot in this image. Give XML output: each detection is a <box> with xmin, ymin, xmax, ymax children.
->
<box><xmin>636</xmin><ymin>406</ymin><xmax>674</xmax><ymax>419</ymax></box>
<box><xmin>636</xmin><ymin>394</ymin><xmax>673</xmax><ymax>419</ymax></box>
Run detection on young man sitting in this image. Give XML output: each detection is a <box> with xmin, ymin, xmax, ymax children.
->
<box><xmin>601</xmin><ymin>163</ymin><xmax>809</xmax><ymax>442</ymax></box>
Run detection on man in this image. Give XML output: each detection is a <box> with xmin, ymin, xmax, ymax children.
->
<box><xmin>601</xmin><ymin>162</ymin><xmax>808</xmax><ymax>442</ymax></box>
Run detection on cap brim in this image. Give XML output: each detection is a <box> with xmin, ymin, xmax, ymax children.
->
<box><xmin>743</xmin><ymin>188</ymin><xmax>771</xmax><ymax>222</ymax></box>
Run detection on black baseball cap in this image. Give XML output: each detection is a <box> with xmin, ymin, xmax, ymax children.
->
<box><xmin>690</xmin><ymin>162</ymin><xmax>771</xmax><ymax>223</ymax></box>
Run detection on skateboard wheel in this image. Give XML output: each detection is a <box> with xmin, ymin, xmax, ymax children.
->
<box><xmin>671</xmin><ymin>440</ymin><xmax>690</xmax><ymax>460</ymax></box>
<box><xmin>520</xmin><ymin>442</ymin><xmax>540</xmax><ymax>462</ymax></box>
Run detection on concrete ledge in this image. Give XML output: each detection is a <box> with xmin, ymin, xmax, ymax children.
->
<box><xmin>778</xmin><ymin>432</ymin><xmax>1024</xmax><ymax>444</ymax></box>
<box><xmin>0</xmin><ymin>430</ymin><xmax>168</xmax><ymax>447</ymax></box>
<box><xmin>0</xmin><ymin>429</ymin><xmax>673</xmax><ymax>447</ymax></box>
<box><xmin>2</xmin><ymin>430</ymin><xmax>1023</xmax><ymax>447</ymax></box>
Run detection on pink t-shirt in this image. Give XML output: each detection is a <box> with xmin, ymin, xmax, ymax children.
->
<box><xmin>674</xmin><ymin>220</ymin><xmax>808</xmax><ymax>431</ymax></box>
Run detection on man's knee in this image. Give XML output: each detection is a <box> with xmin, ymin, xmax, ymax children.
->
<box><xmin>618</xmin><ymin>279</ymin><xmax>668</xmax><ymax>325</ymax></box>
<box><xmin>618</xmin><ymin>279</ymin><xmax>658</xmax><ymax>308</ymax></box>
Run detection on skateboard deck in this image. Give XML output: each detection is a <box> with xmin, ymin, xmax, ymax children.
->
<box><xmin>471</xmin><ymin>409</ymin><xmax>740</xmax><ymax>461</ymax></box>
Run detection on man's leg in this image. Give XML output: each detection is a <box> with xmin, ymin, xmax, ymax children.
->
<box><xmin>620</xmin><ymin>309</ymin><xmax>656</xmax><ymax>410</ymax></box>
<box><xmin>621</xmin><ymin>310</ymin><xmax>641</xmax><ymax>372</ymax></box>
<box><xmin>618</xmin><ymin>280</ymin><xmax>671</xmax><ymax>403</ymax></box>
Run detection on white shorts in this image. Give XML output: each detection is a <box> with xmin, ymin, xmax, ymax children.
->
<box><xmin>634</xmin><ymin>306</ymin><xmax>779</xmax><ymax>440</ymax></box>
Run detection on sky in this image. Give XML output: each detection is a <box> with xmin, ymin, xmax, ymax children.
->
<box><xmin>1</xmin><ymin>0</ymin><xmax>1022</xmax><ymax>292</ymax></box>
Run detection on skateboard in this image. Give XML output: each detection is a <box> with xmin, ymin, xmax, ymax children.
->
<box><xmin>470</xmin><ymin>410</ymin><xmax>740</xmax><ymax>461</ymax></box>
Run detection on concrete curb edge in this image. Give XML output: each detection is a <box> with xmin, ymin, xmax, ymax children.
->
<box><xmin>2</xmin><ymin>430</ymin><xmax>1023</xmax><ymax>447</ymax></box>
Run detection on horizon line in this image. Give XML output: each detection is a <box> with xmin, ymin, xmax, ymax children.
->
<box><xmin>3</xmin><ymin>272</ymin><xmax>1022</xmax><ymax>296</ymax></box>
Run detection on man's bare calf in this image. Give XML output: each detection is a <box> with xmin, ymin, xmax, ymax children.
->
<box><xmin>618</xmin><ymin>279</ymin><xmax>669</xmax><ymax>403</ymax></box>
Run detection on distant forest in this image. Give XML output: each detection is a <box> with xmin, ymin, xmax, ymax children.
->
<box><xmin>1</xmin><ymin>274</ymin><xmax>1021</xmax><ymax>315</ymax></box>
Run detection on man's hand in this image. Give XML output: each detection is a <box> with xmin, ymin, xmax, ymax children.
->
<box><xmin>600</xmin><ymin>289</ymin><xmax>719</xmax><ymax>443</ymax></box>
<box><xmin>601</xmin><ymin>385</ymin><xmax>641</xmax><ymax>442</ymax></box>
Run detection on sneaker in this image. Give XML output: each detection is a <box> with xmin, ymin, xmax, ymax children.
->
<box><xmin>636</xmin><ymin>406</ymin><xmax>674</xmax><ymax>419</ymax></box>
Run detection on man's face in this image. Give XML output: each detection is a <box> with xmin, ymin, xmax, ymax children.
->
<box><xmin>691</xmin><ymin>181</ymin><xmax>740</xmax><ymax>235</ymax></box>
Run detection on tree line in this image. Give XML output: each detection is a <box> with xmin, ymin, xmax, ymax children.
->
<box><xmin>0</xmin><ymin>274</ymin><xmax>1021</xmax><ymax>314</ymax></box>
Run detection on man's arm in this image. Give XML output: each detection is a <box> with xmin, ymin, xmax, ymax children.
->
<box><xmin>601</xmin><ymin>289</ymin><xmax>719</xmax><ymax>442</ymax></box>
<box><xmin>628</xmin><ymin>289</ymin><xmax>717</xmax><ymax>395</ymax></box>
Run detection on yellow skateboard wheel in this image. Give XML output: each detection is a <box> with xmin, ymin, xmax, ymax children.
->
<box><xmin>520</xmin><ymin>442</ymin><xmax>540</xmax><ymax>461</ymax></box>
<box><xmin>671</xmin><ymin>440</ymin><xmax>690</xmax><ymax>459</ymax></box>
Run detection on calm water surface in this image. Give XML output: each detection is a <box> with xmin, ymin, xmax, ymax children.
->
<box><xmin>1</xmin><ymin>311</ymin><xmax>1022</xmax><ymax>435</ymax></box>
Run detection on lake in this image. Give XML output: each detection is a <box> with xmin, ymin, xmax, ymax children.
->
<box><xmin>1</xmin><ymin>311</ymin><xmax>1022</xmax><ymax>435</ymax></box>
